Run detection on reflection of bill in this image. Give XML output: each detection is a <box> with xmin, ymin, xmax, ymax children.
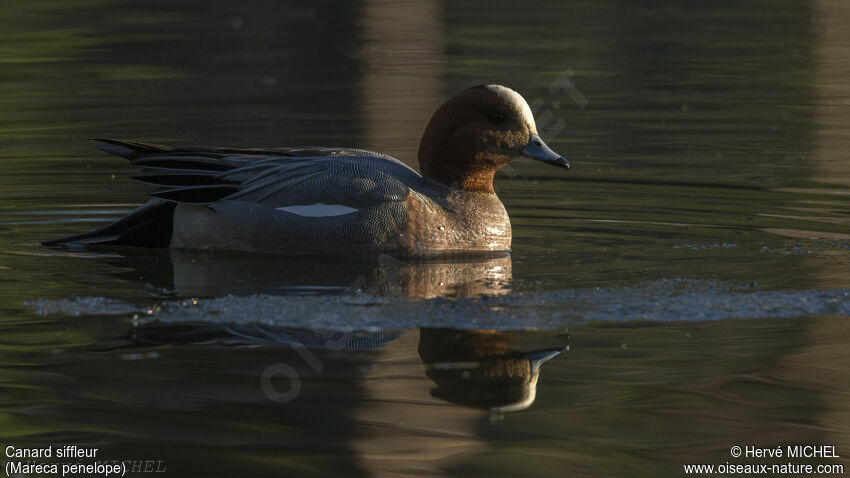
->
<box><xmin>419</xmin><ymin>329</ymin><xmax>566</xmax><ymax>413</ymax></box>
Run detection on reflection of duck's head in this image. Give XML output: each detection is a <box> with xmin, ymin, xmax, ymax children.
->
<box><xmin>418</xmin><ymin>329</ymin><xmax>566</xmax><ymax>413</ymax></box>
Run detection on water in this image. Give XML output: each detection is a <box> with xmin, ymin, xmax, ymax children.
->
<box><xmin>1</xmin><ymin>0</ymin><xmax>849</xmax><ymax>476</ymax></box>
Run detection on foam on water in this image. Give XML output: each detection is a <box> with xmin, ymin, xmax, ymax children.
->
<box><xmin>23</xmin><ymin>279</ymin><xmax>850</xmax><ymax>330</ymax></box>
<box><xmin>25</xmin><ymin>296</ymin><xmax>146</xmax><ymax>317</ymax></box>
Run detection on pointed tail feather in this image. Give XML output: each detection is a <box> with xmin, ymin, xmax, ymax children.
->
<box><xmin>90</xmin><ymin>138</ymin><xmax>175</xmax><ymax>160</ymax></box>
<box><xmin>43</xmin><ymin>201</ymin><xmax>177</xmax><ymax>247</ymax></box>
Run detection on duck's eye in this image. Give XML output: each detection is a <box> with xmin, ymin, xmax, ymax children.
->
<box><xmin>487</xmin><ymin>111</ymin><xmax>506</xmax><ymax>125</ymax></box>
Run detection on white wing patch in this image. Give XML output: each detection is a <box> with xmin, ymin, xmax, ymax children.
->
<box><xmin>277</xmin><ymin>203</ymin><xmax>359</xmax><ymax>217</ymax></box>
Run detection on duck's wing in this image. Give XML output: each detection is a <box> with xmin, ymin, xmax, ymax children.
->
<box><xmin>94</xmin><ymin>138</ymin><xmax>421</xmax><ymax>208</ymax></box>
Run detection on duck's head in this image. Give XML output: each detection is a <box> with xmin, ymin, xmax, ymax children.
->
<box><xmin>418</xmin><ymin>85</ymin><xmax>569</xmax><ymax>193</ymax></box>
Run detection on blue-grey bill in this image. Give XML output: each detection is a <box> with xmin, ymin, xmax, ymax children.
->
<box><xmin>520</xmin><ymin>134</ymin><xmax>570</xmax><ymax>169</ymax></box>
<box><xmin>527</xmin><ymin>348</ymin><xmax>567</xmax><ymax>374</ymax></box>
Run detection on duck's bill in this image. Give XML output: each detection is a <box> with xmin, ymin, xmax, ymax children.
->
<box><xmin>526</xmin><ymin>348</ymin><xmax>567</xmax><ymax>374</ymax></box>
<box><xmin>520</xmin><ymin>134</ymin><xmax>570</xmax><ymax>169</ymax></box>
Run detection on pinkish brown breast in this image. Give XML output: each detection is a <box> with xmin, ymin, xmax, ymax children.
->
<box><xmin>402</xmin><ymin>189</ymin><xmax>511</xmax><ymax>255</ymax></box>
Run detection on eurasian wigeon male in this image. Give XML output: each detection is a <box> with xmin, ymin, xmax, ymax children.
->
<box><xmin>45</xmin><ymin>85</ymin><xmax>569</xmax><ymax>256</ymax></box>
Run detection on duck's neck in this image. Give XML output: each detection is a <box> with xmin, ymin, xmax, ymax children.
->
<box><xmin>417</xmin><ymin>103</ymin><xmax>500</xmax><ymax>194</ymax></box>
<box><xmin>419</xmin><ymin>154</ymin><xmax>496</xmax><ymax>194</ymax></box>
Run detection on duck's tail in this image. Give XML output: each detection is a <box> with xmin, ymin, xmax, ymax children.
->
<box><xmin>42</xmin><ymin>138</ymin><xmax>183</xmax><ymax>248</ymax></box>
<box><xmin>42</xmin><ymin>200</ymin><xmax>176</xmax><ymax>247</ymax></box>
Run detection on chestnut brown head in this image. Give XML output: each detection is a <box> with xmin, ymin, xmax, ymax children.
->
<box><xmin>418</xmin><ymin>85</ymin><xmax>569</xmax><ymax>193</ymax></box>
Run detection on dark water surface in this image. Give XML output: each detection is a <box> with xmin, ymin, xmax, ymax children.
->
<box><xmin>2</xmin><ymin>0</ymin><xmax>850</xmax><ymax>476</ymax></box>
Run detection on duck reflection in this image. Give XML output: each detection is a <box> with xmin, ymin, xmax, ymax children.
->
<box><xmin>419</xmin><ymin>329</ymin><xmax>565</xmax><ymax>413</ymax></box>
<box><xmin>96</xmin><ymin>251</ymin><xmax>562</xmax><ymax>416</ymax></box>
<box><xmin>351</xmin><ymin>328</ymin><xmax>566</xmax><ymax>475</ymax></box>
<box><xmin>89</xmin><ymin>323</ymin><xmax>565</xmax><ymax>475</ymax></box>
<box><xmin>112</xmin><ymin>249</ymin><xmax>512</xmax><ymax>299</ymax></box>
<box><xmin>78</xmin><ymin>252</ymin><xmax>562</xmax><ymax>475</ymax></box>
<box><xmin>98</xmin><ymin>323</ymin><xmax>565</xmax><ymax>414</ymax></box>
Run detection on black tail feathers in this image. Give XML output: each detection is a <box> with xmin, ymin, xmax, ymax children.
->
<box><xmin>43</xmin><ymin>201</ymin><xmax>176</xmax><ymax>248</ymax></box>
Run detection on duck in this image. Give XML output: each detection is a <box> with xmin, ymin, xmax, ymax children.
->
<box><xmin>45</xmin><ymin>85</ymin><xmax>569</xmax><ymax>256</ymax></box>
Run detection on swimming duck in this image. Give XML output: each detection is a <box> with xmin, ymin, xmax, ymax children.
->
<box><xmin>45</xmin><ymin>85</ymin><xmax>569</xmax><ymax>256</ymax></box>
